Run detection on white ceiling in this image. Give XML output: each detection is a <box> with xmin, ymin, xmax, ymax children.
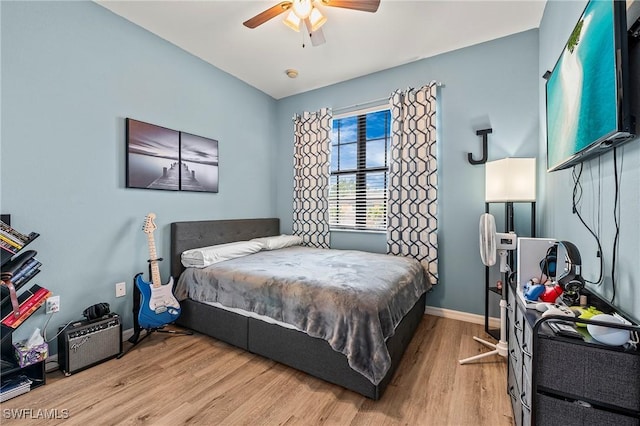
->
<box><xmin>96</xmin><ymin>0</ymin><xmax>547</xmax><ymax>100</ymax></box>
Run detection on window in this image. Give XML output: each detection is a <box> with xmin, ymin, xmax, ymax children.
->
<box><xmin>329</xmin><ymin>108</ymin><xmax>391</xmax><ymax>231</ymax></box>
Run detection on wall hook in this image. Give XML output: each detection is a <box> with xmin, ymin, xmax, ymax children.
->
<box><xmin>468</xmin><ymin>128</ymin><xmax>492</xmax><ymax>165</ymax></box>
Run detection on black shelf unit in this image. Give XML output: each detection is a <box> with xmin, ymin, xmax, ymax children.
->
<box><xmin>0</xmin><ymin>237</ymin><xmax>41</xmax><ymax>323</ymax></box>
<box><xmin>484</xmin><ymin>201</ymin><xmax>536</xmax><ymax>340</ymax></box>
<box><xmin>0</xmin><ymin>215</ymin><xmax>46</xmax><ymax>400</ymax></box>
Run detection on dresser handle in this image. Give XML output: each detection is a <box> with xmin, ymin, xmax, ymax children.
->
<box><xmin>521</xmin><ymin>343</ymin><xmax>532</xmax><ymax>358</ymax></box>
<box><xmin>514</xmin><ymin>320</ymin><xmax>523</xmax><ymax>332</ymax></box>
<box><xmin>520</xmin><ymin>393</ymin><xmax>531</xmax><ymax>412</ymax></box>
<box><xmin>508</xmin><ymin>386</ymin><xmax>518</xmax><ymax>401</ymax></box>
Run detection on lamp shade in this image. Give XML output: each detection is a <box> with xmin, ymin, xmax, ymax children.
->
<box><xmin>308</xmin><ymin>7</ymin><xmax>327</xmax><ymax>31</ymax></box>
<box><xmin>485</xmin><ymin>158</ymin><xmax>536</xmax><ymax>202</ymax></box>
<box><xmin>283</xmin><ymin>11</ymin><xmax>302</xmax><ymax>32</ymax></box>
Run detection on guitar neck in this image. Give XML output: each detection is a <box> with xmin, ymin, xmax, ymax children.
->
<box><xmin>146</xmin><ymin>232</ymin><xmax>162</xmax><ymax>288</ymax></box>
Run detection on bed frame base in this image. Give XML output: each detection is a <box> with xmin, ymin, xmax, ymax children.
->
<box><xmin>176</xmin><ymin>293</ymin><xmax>425</xmax><ymax>400</ymax></box>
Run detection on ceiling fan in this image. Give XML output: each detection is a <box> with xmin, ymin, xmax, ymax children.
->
<box><xmin>243</xmin><ymin>0</ymin><xmax>381</xmax><ymax>46</ymax></box>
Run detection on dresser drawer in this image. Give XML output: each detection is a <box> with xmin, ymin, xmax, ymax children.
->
<box><xmin>508</xmin><ymin>362</ymin><xmax>523</xmax><ymax>426</ymax></box>
<box><xmin>536</xmin><ymin>393</ymin><xmax>640</xmax><ymax>426</ymax></box>
<box><xmin>509</xmin><ymin>317</ymin><xmax>522</xmax><ymax>375</ymax></box>
<box><xmin>513</xmin><ymin>304</ymin><xmax>526</xmax><ymax>345</ymax></box>
<box><xmin>521</xmin><ymin>364</ymin><xmax>532</xmax><ymax>426</ymax></box>
<box><xmin>536</xmin><ymin>337</ymin><xmax>640</xmax><ymax>412</ymax></box>
<box><xmin>522</xmin><ymin>319</ymin><xmax>533</xmax><ymax>374</ymax></box>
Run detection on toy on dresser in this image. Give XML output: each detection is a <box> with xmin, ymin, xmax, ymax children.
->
<box><xmin>535</xmin><ymin>302</ymin><xmax>572</xmax><ymax>316</ymax></box>
<box><xmin>524</xmin><ymin>277</ymin><xmax>564</xmax><ymax>303</ymax></box>
<box><xmin>522</xmin><ymin>241</ymin><xmax>585</xmax><ymax>306</ymax></box>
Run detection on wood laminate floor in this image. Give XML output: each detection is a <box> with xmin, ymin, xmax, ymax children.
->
<box><xmin>0</xmin><ymin>316</ymin><xmax>513</xmax><ymax>425</ymax></box>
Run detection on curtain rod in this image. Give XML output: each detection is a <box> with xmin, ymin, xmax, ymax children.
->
<box><xmin>332</xmin><ymin>97</ymin><xmax>388</xmax><ymax>115</ymax></box>
<box><xmin>332</xmin><ymin>81</ymin><xmax>444</xmax><ymax>115</ymax></box>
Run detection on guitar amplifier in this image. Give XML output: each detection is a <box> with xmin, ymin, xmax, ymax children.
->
<box><xmin>58</xmin><ymin>313</ymin><xmax>122</xmax><ymax>375</ymax></box>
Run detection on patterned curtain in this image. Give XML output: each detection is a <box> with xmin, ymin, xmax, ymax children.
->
<box><xmin>387</xmin><ymin>83</ymin><xmax>438</xmax><ymax>285</ymax></box>
<box><xmin>292</xmin><ymin>108</ymin><xmax>332</xmax><ymax>248</ymax></box>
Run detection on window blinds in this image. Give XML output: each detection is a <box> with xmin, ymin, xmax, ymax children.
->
<box><xmin>329</xmin><ymin>108</ymin><xmax>390</xmax><ymax>231</ymax></box>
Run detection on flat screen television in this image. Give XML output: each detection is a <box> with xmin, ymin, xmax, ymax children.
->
<box><xmin>545</xmin><ymin>0</ymin><xmax>636</xmax><ymax>172</ymax></box>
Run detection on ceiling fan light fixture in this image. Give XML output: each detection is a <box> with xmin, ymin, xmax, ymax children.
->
<box><xmin>292</xmin><ymin>0</ymin><xmax>313</xmax><ymax>19</ymax></box>
<box><xmin>308</xmin><ymin>7</ymin><xmax>327</xmax><ymax>31</ymax></box>
<box><xmin>283</xmin><ymin>10</ymin><xmax>302</xmax><ymax>32</ymax></box>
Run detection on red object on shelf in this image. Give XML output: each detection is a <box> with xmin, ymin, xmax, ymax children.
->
<box><xmin>1</xmin><ymin>285</ymin><xmax>50</xmax><ymax>328</ymax></box>
<box><xmin>540</xmin><ymin>284</ymin><xmax>563</xmax><ymax>303</ymax></box>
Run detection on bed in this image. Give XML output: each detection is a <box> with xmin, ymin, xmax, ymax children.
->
<box><xmin>170</xmin><ymin>218</ymin><xmax>428</xmax><ymax>400</ymax></box>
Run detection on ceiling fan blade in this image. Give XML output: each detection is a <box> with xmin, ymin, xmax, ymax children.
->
<box><xmin>243</xmin><ymin>1</ymin><xmax>292</xmax><ymax>28</ymax></box>
<box><xmin>304</xmin><ymin>19</ymin><xmax>326</xmax><ymax>46</ymax></box>
<box><xmin>320</xmin><ymin>0</ymin><xmax>380</xmax><ymax>13</ymax></box>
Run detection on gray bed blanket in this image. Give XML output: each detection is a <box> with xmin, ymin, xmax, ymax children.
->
<box><xmin>175</xmin><ymin>246</ymin><xmax>430</xmax><ymax>384</ymax></box>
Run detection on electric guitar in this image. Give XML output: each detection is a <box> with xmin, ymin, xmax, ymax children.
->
<box><xmin>136</xmin><ymin>213</ymin><xmax>181</xmax><ymax>329</ymax></box>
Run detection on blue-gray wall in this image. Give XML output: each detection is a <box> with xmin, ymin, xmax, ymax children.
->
<box><xmin>538</xmin><ymin>0</ymin><xmax>640</xmax><ymax>322</ymax></box>
<box><xmin>274</xmin><ymin>30</ymin><xmax>540</xmax><ymax>315</ymax></box>
<box><xmin>10</xmin><ymin>0</ymin><xmax>636</xmax><ymax>353</ymax></box>
<box><xmin>1</xmin><ymin>1</ymin><xmax>278</xmax><ymax>345</ymax></box>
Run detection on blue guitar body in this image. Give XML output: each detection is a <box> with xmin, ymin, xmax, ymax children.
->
<box><xmin>135</xmin><ymin>273</ymin><xmax>181</xmax><ymax>329</ymax></box>
<box><xmin>136</xmin><ymin>213</ymin><xmax>181</xmax><ymax>330</ymax></box>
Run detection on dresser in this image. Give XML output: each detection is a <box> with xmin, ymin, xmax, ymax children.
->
<box><xmin>506</xmin><ymin>283</ymin><xmax>640</xmax><ymax>426</ymax></box>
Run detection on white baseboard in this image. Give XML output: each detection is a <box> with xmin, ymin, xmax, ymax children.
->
<box><xmin>425</xmin><ymin>305</ymin><xmax>500</xmax><ymax>329</ymax></box>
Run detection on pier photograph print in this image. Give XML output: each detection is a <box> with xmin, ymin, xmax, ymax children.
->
<box><xmin>126</xmin><ymin>119</ymin><xmax>180</xmax><ymax>191</ymax></box>
<box><xmin>126</xmin><ymin>118</ymin><xmax>219</xmax><ymax>193</ymax></box>
<box><xmin>180</xmin><ymin>132</ymin><xmax>219</xmax><ymax>193</ymax></box>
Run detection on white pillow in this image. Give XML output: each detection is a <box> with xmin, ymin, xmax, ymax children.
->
<box><xmin>252</xmin><ymin>234</ymin><xmax>303</xmax><ymax>251</ymax></box>
<box><xmin>181</xmin><ymin>240</ymin><xmax>263</xmax><ymax>268</ymax></box>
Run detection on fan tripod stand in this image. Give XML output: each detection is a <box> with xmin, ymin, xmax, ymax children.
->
<box><xmin>459</xmin><ymin>297</ymin><xmax>508</xmax><ymax>364</ymax></box>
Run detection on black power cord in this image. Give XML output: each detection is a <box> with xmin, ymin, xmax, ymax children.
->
<box><xmin>571</xmin><ymin>163</ymin><xmax>604</xmax><ymax>285</ymax></box>
<box><xmin>611</xmin><ymin>146</ymin><xmax>622</xmax><ymax>303</ymax></box>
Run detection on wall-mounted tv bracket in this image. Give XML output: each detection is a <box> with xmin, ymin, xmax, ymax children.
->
<box><xmin>468</xmin><ymin>128</ymin><xmax>492</xmax><ymax>165</ymax></box>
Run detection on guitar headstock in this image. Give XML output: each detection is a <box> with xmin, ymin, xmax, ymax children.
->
<box><xmin>143</xmin><ymin>213</ymin><xmax>157</xmax><ymax>234</ymax></box>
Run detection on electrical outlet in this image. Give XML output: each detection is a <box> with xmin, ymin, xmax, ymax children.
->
<box><xmin>115</xmin><ymin>282</ymin><xmax>126</xmax><ymax>298</ymax></box>
<box><xmin>46</xmin><ymin>295</ymin><xmax>60</xmax><ymax>314</ymax></box>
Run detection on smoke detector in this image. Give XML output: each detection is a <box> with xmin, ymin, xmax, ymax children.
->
<box><xmin>285</xmin><ymin>69</ymin><xmax>299</xmax><ymax>78</ymax></box>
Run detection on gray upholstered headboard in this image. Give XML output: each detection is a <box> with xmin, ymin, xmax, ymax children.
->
<box><xmin>170</xmin><ymin>218</ymin><xmax>280</xmax><ymax>279</ymax></box>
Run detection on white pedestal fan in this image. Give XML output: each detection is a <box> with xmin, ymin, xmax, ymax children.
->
<box><xmin>459</xmin><ymin>213</ymin><xmax>516</xmax><ymax>365</ymax></box>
